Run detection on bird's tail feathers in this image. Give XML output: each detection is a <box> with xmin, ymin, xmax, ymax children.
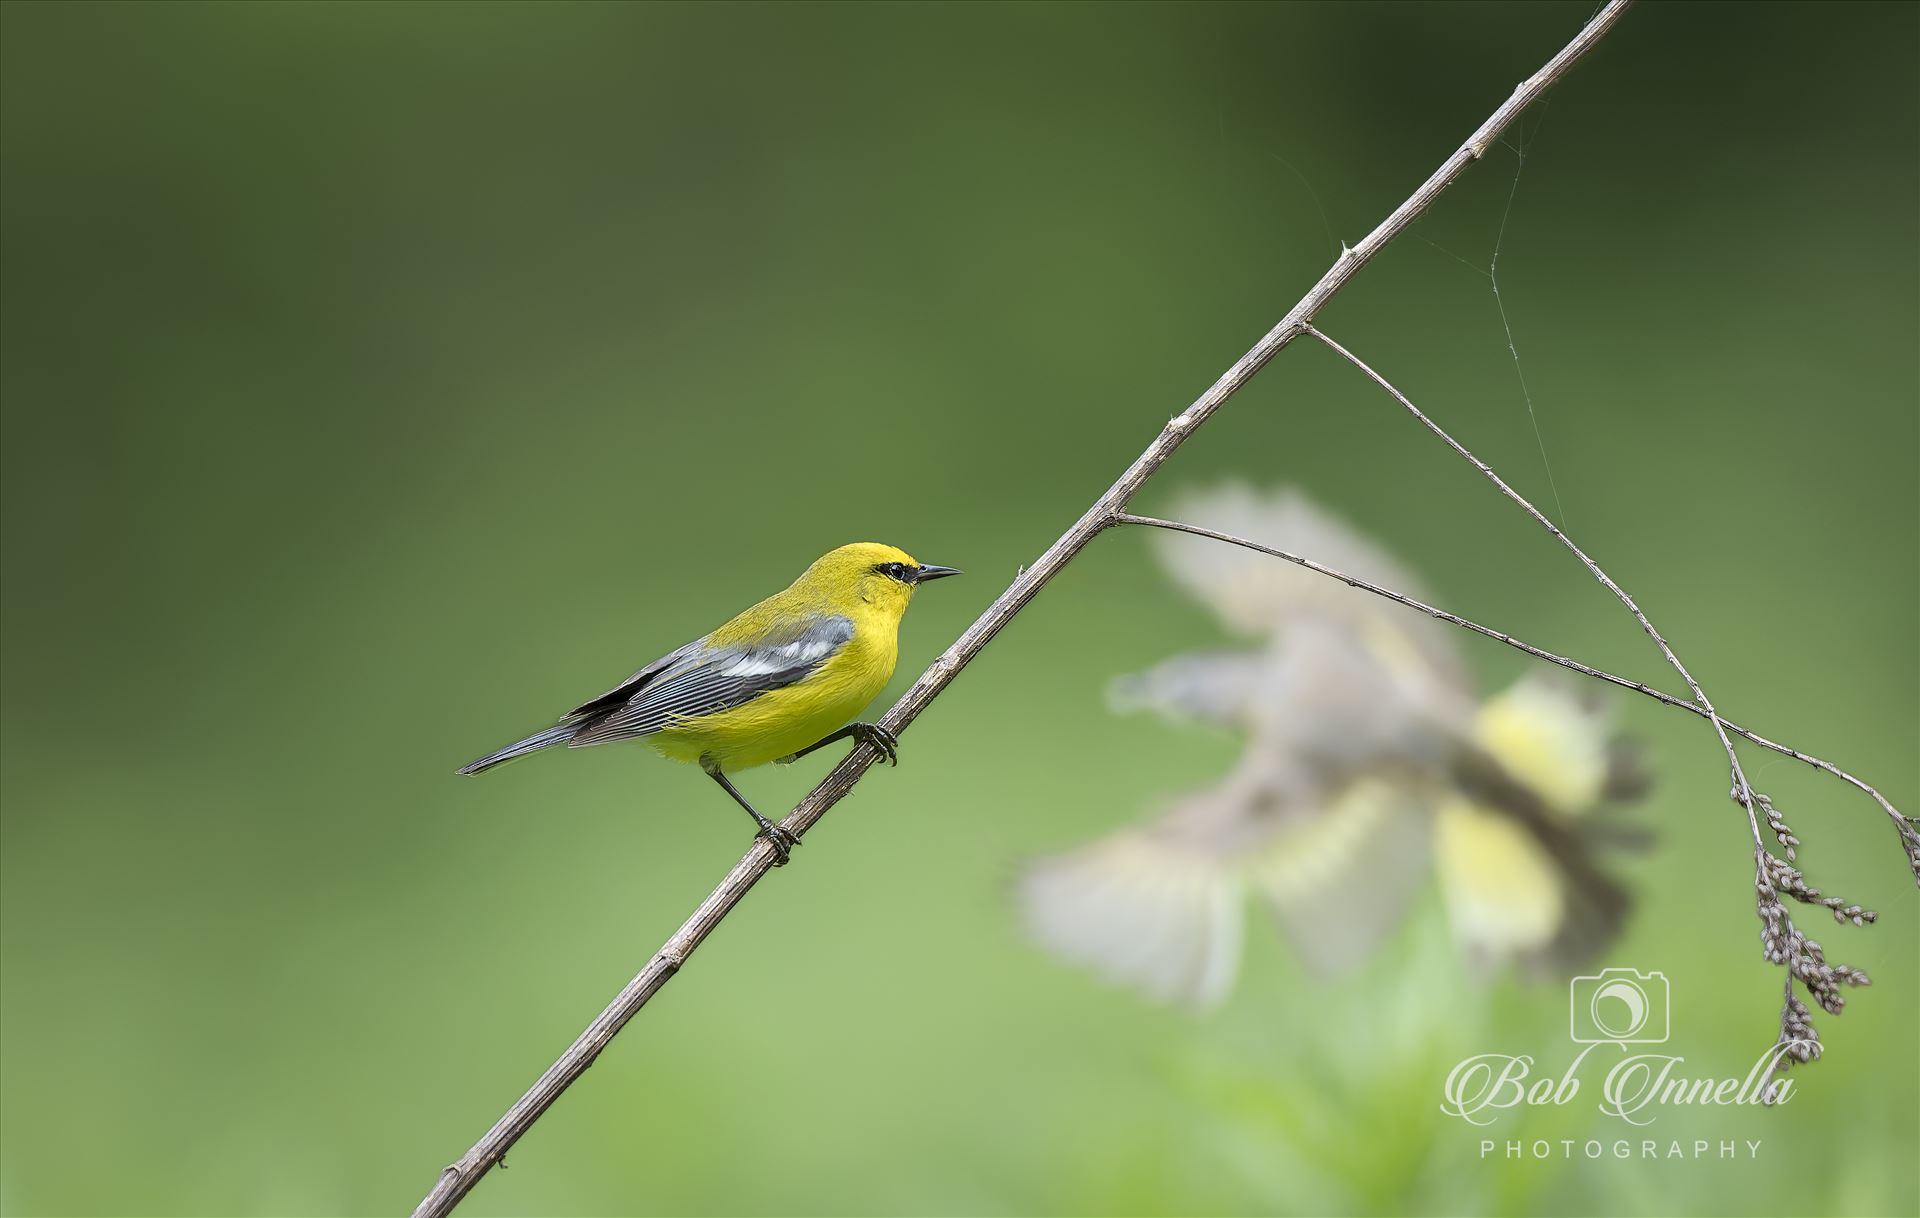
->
<box><xmin>457</xmin><ymin>723</ymin><xmax>579</xmax><ymax>775</ymax></box>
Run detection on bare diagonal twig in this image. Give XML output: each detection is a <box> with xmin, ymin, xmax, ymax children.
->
<box><xmin>1296</xmin><ymin>329</ymin><xmax>1916</xmax><ymax>856</ymax></box>
<box><xmin>410</xmin><ymin>6</ymin><xmax>1641</xmax><ymax>1212</ymax></box>
<box><xmin>1113</xmin><ymin>512</ymin><xmax>1911</xmax><ymax>840</ymax></box>
<box><xmin>1303</xmin><ymin>322</ymin><xmax>1770</xmax><ymax>844</ymax></box>
<box><xmin>1294</xmin><ymin>324</ymin><xmax>1916</xmax><ymax>1098</ymax></box>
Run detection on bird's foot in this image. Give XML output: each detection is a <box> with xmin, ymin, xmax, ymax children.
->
<box><xmin>849</xmin><ymin>722</ymin><xmax>899</xmax><ymax>766</ymax></box>
<box><xmin>756</xmin><ymin>822</ymin><xmax>801</xmax><ymax>865</ymax></box>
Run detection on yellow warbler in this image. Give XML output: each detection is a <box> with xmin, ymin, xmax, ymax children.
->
<box><xmin>460</xmin><ymin>543</ymin><xmax>959</xmax><ymax>863</ymax></box>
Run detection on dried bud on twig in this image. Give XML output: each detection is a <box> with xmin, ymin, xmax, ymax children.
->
<box><xmin>1750</xmin><ymin>790</ymin><xmax>1881</xmax><ymax>1098</ymax></box>
<box><xmin>1758</xmin><ymin>791</ymin><xmax>1798</xmax><ymax>860</ymax></box>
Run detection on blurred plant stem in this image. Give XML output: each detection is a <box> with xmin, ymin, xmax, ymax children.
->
<box><xmin>412</xmin><ymin>5</ymin><xmax>1641</xmax><ymax>1214</ymax></box>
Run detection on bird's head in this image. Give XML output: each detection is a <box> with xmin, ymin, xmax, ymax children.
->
<box><xmin>800</xmin><ymin>542</ymin><xmax>961</xmax><ymax>618</ymax></box>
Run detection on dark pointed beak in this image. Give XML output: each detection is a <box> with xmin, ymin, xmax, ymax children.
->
<box><xmin>910</xmin><ymin>563</ymin><xmax>962</xmax><ymax>584</ymax></box>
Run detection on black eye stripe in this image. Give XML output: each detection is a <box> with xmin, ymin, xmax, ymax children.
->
<box><xmin>871</xmin><ymin>561</ymin><xmax>913</xmax><ymax>582</ymax></box>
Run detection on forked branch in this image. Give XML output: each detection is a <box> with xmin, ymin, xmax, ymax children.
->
<box><xmin>412</xmin><ymin>5</ymin><xmax>1674</xmax><ymax>1211</ymax></box>
<box><xmin>1289</xmin><ymin>325</ymin><xmax>1916</xmax><ymax>1096</ymax></box>
<box><xmin>1113</xmin><ymin>509</ymin><xmax>1912</xmax><ymax>844</ymax></box>
<box><xmin>1303</xmin><ymin>324</ymin><xmax>1769</xmax><ymax>829</ymax></box>
<box><xmin>1298</xmin><ymin>324</ymin><xmax>1915</xmax><ymax>856</ymax></box>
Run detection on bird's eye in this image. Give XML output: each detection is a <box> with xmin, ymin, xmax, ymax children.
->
<box><xmin>873</xmin><ymin>562</ymin><xmax>910</xmax><ymax>582</ymax></box>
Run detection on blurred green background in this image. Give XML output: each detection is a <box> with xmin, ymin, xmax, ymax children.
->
<box><xmin>2</xmin><ymin>1</ymin><xmax>1914</xmax><ymax>1215</ymax></box>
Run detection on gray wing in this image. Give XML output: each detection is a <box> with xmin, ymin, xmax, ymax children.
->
<box><xmin>566</xmin><ymin>615</ymin><xmax>854</xmax><ymax>747</ymax></box>
<box><xmin>565</xmin><ymin>644</ymin><xmax>703</xmax><ymax>719</ymax></box>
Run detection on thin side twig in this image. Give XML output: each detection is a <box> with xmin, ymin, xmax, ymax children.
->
<box><xmin>1303</xmin><ymin>322</ymin><xmax>1767</xmax><ymax>845</ymax></box>
<box><xmin>409</xmin><ymin>4</ymin><xmax>1636</xmax><ymax>1213</ymax></box>
<box><xmin>1297</xmin><ymin>324</ymin><xmax>1915</xmax><ymax>1100</ymax></box>
<box><xmin>1300</xmin><ymin>324</ymin><xmax>1918</xmax><ymax>857</ymax></box>
<box><xmin>1113</xmin><ymin>512</ymin><xmax>1909</xmax><ymax>831</ymax></box>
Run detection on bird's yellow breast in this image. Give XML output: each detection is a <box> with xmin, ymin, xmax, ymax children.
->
<box><xmin>649</xmin><ymin>616</ymin><xmax>899</xmax><ymax>770</ymax></box>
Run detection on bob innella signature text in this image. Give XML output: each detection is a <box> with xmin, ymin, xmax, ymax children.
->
<box><xmin>1441</xmin><ymin>1042</ymin><xmax>1808</xmax><ymax>1126</ymax></box>
<box><xmin>1481</xmin><ymin>1138</ymin><xmax>1764</xmax><ymax>1161</ymax></box>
